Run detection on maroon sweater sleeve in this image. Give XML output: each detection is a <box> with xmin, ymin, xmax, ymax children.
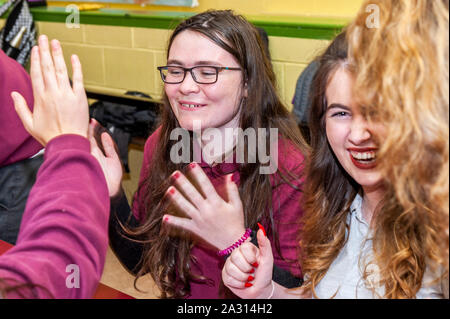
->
<box><xmin>0</xmin><ymin>134</ymin><xmax>110</xmax><ymax>298</ymax></box>
<box><xmin>268</xmin><ymin>139</ymin><xmax>305</xmax><ymax>278</ymax></box>
<box><xmin>0</xmin><ymin>49</ymin><xmax>43</xmax><ymax>166</ymax></box>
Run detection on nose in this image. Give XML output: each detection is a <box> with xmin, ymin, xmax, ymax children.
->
<box><xmin>348</xmin><ymin>115</ymin><xmax>372</xmax><ymax>145</ymax></box>
<box><xmin>178</xmin><ymin>70</ymin><xmax>200</xmax><ymax>94</ymax></box>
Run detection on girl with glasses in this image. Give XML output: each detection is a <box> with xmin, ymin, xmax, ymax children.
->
<box><xmin>103</xmin><ymin>10</ymin><xmax>309</xmax><ymax>298</ymax></box>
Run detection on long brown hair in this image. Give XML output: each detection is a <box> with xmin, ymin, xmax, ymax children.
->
<box><xmin>298</xmin><ymin>31</ymin><xmax>358</xmax><ymax>297</ymax></box>
<box><xmin>131</xmin><ymin>10</ymin><xmax>306</xmax><ymax>298</ymax></box>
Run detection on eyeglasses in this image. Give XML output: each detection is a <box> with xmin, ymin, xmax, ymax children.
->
<box><xmin>157</xmin><ymin>65</ymin><xmax>242</xmax><ymax>84</ymax></box>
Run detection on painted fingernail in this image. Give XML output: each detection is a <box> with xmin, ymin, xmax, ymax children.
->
<box><xmin>247</xmin><ymin>276</ymin><xmax>255</xmax><ymax>282</ymax></box>
<box><xmin>231</xmin><ymin>173</ymin><xmax>238</xmax><ymax>184</ymax></box>
<box><xmin>257</xmin><ymin>223</ymin><xmax>267</xmax><ymax>237</ymax></box>
<box><xmin>245</xmin><ymin>282</ymin><xmax>253</xmax><ymax>288</ymax></box>
<box><xmin>251</xmin><ymin>262</ymin><xmax>259</xmax><ymax>268</ymax></box>
<box><xmin>172</xmin><ymin>171</ymin><xmax>181</xmax><ymax>180</ymax></box>
<box><xmin>188</xmin><ymin>162</ymin><xmax>197</xmax><ymax>169</ymax></box>
<box><xmin>248</xmin><ymin>268</ymin><xmax>255</xmax><ymax>274</ymax></box>
<box><xmin>163</xmin><ymin>216</ymin><xmax>169</xmax><ymax>222</ymax></box>
<box><xmin>168</xmin><ymin>187</ymin><xmax>175</xmax><ymax>195</ymax></box>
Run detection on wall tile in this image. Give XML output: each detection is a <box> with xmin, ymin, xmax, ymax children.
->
<box><xmin>270</xmin><ymin>36</ymin><xmax>329</xmax><ymax>64</ymax></box>
<box><xmin>104</xmin><ymin>47</ymin><xmax>154</xmax><ymax>96</ymax></box>
<box><xmin>37</xmin><ymin>22</ymin><xmax>85</xmax><ymax>43</ymax></box>
<box><xmin>84</xmin><ymin>25</ymin><xmax>132</xmax><ymax>47</ymax></box>
<box><xmin>133</xmin><ymin>27</ymin><xmax>171</xmax><ymax>50</ymax></box>
<box><xmin>284</xmin><ymin>63</ymin><xmax>307</xmax><ymax>111</ymax></box>
<box><xmin>60</xmin><ymin>43</ymin><xmax>105</xmax><ymax>85</ymax></box>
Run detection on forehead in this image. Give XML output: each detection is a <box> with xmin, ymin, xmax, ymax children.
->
<box><xmin>326</xmin><ymin>67</ymin><xmax>355</xmax><ymax>107</ymax></box>
<box><xmin>168</xmin><ymin>30</ymin><xmax>238</xmax><ymax>66</ymax></box>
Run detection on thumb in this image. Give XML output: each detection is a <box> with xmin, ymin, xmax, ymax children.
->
<box><xmin>101</xmin><ymin>132</ymin><xmax>119</xmax><ymax>160</ymax></box>
<box><xmin>11</xmin><ymin>91</ymin><xmax>33</xmax><ymax>135</ymax></box>
<box><xmin>256</xmin><ymin>228</ymin><xmax>273</xmax><ymax>263</ymax></box>
<box><xmin>225</xmin><ymin>173</ymin><xmax>242</xmax><ymax>208</ymax></box>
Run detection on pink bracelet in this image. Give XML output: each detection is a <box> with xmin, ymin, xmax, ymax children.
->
<box><xmin>217</xmin><ymin>228</ymin><xmax>252</xmax><ymax>256</ymax></box>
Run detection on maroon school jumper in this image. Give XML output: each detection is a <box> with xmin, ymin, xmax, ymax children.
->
<box><xmin>133</xmin><ymin>126</ymin><xmax>304</xmax><ymax>298</ymax></box>
<box><xmin>0</xmin><ymin>49</ymin><xmax>43</xmax><ymax>167</ymax></box>
<box><xmin>0</xmin><ymin>135</ymin><xmax>109</xmax><ymax>298</ymax></box>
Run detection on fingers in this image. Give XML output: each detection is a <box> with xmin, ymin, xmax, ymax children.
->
<box><xmin>11</xmin><ymin>92</ymin><xmax>34</xmax><ymax>136</ymax></box>
<box><xmin>101</xmin><ymin>132</ymin><xmax>120</xmax><ymax>160</ymax></box>
<box><xmin>231</xmin><ymin>243</ymin><xmax>259</xmax><ymax>273</ymax></box>
<box><xmin>225</xmin><ymin>173</ymin><xmax>242</xmax><ymax>208</ymax></box>
<box><xmin>165</xmin><ymin>186</ymin><xmax>198</xmax><ymax>219</ymax></box>
<box><xmin>50</xmin><ymin>39</ymin><xmax>70</xmax><ymax>90</ymax></box>
<box><xmin>29</xmin><ymin>46</ymin><xmax>44</xmax><ymax>97</ymax></box>
<box><xmin>170</xmin><ymin>171</ymin><xmax>207</xmax><ymax>210</ymax></box>
<box><xmin>223</xmin><ymin>244</ymin><xmax>259</xmax><ymax>289</ymax></box>
<box><xmin>186</xmin><ymin>162</ymin><xmax>222</xmax><ymax>203</ymax></box>
<box><xmin>162</xmin><ymin>214</ymin><xmax>194</xmax><ymax>233</ymax></box>
<box><xmin>71</xmin><ymin>54</ymin><xmax>85</xmax><ymax>95</ymax></box>
<box><xmin>88</xmin><ymin>118</ymin><xmax>96</xmax><ymax>140</ymax></box>
<box><xmin>38</xmin><ymin>35</ymin><xmax>58</xmax><ymax>89</ymax></box>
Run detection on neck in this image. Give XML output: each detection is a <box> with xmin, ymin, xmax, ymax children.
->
<box><xmin>361</xmin><ymin>184</ymin><xmax>385</xmax><ymax>226</ymax></box>
<box><xmin>195</xmin><ymin>110</ymin><xmax>241</xmax><ymax>165</ymax></box>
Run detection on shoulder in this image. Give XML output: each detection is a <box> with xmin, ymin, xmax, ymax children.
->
<box><xmin>276</xmin><ymin>137</ymin><xmax>306</xmax><ymax>175</ymax></box>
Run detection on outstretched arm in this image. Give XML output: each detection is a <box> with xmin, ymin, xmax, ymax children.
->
<box><xmin>0</xmin><ymin>35</ymin><xmax>109</xmax><ymax>298</ymax></box>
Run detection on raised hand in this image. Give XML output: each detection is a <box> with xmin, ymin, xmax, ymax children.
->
<box><xmin>88</xmin><ymin>119</ymin><xmax>123</xmax><ymax>197</ymax></box>
<box><xmin>12</xmin><ymin>35</ymin><xmax>89</xmax><ymax>146</ymax></box>
<box><xmin>162</xmin><ymin>162</ymin><xmax>246</xmax><ymax>251</ymax></box>
<box><xmin>222</xmin><ymin>229</ymin><xmax>275</xmax><ymax>299</ymax></box>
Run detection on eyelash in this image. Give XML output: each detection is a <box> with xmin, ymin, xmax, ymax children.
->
<box><xmin>331</xmin><ymin>111</ymin><xmax>350</xmax><ymax>118</ymax></box>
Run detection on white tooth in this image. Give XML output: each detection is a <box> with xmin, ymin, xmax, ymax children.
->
<box><xmin>362</xmin><ymin>153</ymin><xmax>368</xmax><ymax>160</ymax></box>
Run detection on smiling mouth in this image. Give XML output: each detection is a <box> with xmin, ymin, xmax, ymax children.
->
<box><xmin>180</xmin><ymin>103</ymin><xmax>205</xmax><ymax>109</ymax></box>
<box><xmin>349</xmin><ymin>149</ymin><xmax>377</xmax><ymax>169</ymax></box>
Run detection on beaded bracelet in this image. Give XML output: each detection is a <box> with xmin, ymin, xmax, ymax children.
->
<box><xmin>217</xmin><ymin>228</ymin><xmax>252</xmax><ymax>256</ymax></box>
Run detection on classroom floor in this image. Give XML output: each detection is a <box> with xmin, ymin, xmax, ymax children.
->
<box><xmin>99</xmin><ymin>145</ymin><xmax>162</xmax><ymax>298</ymax></box>
<box><xmin>100</xmin><ymin>245</ymin><xmax>160</xmax><ymax>298</ymax></box>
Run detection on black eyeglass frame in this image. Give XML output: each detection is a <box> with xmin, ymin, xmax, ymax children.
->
<box><xmin>157</xmin><ymin>65</ymin><xmax>242</xmax><ymax>84</ymax></box>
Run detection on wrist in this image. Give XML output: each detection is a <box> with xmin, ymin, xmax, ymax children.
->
<box><xmin>259</xmin><ymin>281</ymin><xmax>275</xmax><ymax>299</ymax></box>
<box><xmin>217</xmin><ymin>228</ymin><xmax>251</xmax><ymax>256</ymax></box>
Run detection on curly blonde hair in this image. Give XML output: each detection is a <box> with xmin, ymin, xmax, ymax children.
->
<box><xmin>346</xmin><ymin>0</ymin><xmax>449</xmax><ymax>298</ymax></box>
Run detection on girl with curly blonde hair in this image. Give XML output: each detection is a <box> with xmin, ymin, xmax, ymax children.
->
<box><xmin>221</xmin><ymin>0</ymin><xmax>449</xmax><ymax>299</ymax></box>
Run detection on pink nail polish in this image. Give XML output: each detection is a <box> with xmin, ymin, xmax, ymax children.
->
<box><xmin>188</xmin><ymin>162</ymin><xmax>197</xmax><ymax>169</ymax></box>
<box><xmin>257</xmin><ymin>223</ymin><xmax>267</xmax><ymax>237</ymax></box>
<box><xmin>245</xmin><ymin>282</ymin><xmax>253</xmax><ymax>288</ymax></box>
<box><xmin>172</xmin><ymin>171</ymin><xmax>181</xmax><ymax>180</ymax></box>
<box><xmin>168</xmin><ymin>187</ymin><xmax>175</xmax><ymax>195</ymax></box>
<box><xmin>163</xmin><ymin>216</ymin><xmax>169</xmax><ymax>222</ymax></box>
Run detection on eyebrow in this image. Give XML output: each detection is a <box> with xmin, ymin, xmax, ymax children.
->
<box><xmin>166</xmin><ymin>59</ymin><xmax>222</xmax><ymax>66</ymax></box>
<box><xmin>327</xmin><ymin>103</ymin><xmax>350</xmax><ymax>110</ymax></box>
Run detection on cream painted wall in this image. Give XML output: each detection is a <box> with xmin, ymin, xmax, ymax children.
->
<box><xmin>48</xmin><ymin>0</ymin><xmax>364</xmax><ymax>18</ymax></box>
<box><xmin>5</xmin><ymin>21</ymin><xmax>331</xmax><ymax>109</ymax></box>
